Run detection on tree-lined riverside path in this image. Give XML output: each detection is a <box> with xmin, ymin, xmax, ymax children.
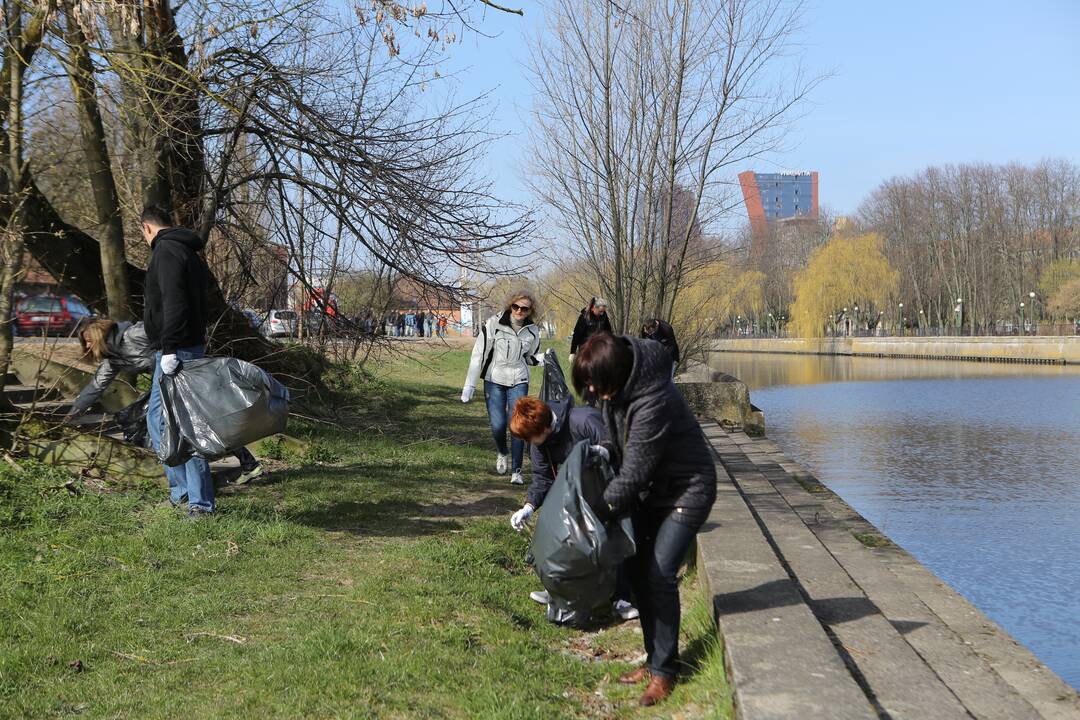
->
<box><xmin>694</xmin><ymin>422</ymin><xmax>1080</xmax><ymax>719</ymax></box>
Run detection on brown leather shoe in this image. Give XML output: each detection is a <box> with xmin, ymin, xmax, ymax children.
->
<box><xmin>639</xmin><ymin>675</ymin><xmax>675</xmax><ymax>706</ymax></box>
<box><xmin>618</xmin><ymin>667</ymin><xmax>650</xmax><ymax>685</ymax></box>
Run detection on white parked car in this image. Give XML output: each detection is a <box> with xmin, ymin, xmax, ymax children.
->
<box><xmin>260</xmin><ymin>309</ymin><xmax>298</xmax><ymax>338</ymax></box>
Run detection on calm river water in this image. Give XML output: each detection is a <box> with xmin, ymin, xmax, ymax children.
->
<box><xmin>707</xmin><ymin>352</ymin><xmax>1080</xmax><ymax>690</ymax></box>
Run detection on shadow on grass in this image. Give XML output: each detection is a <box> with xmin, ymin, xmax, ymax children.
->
<box><xmin>261</xmin><ymin>463</ymin><xmax>520</xmax><ymax>539</ymax></box>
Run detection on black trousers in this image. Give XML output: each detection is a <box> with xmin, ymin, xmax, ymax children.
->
<box><xmin>629</xmin><ymin>507</ymin><xmax>703</xmax><ymax>679</ymax></box>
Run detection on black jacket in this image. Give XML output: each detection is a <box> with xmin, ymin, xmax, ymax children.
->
<box><xmin>526</xmin><ymin>397</ymin><xmax>613</xmax><ymax>509</ymax></box>
<box><xmin>144</xmin><ymin>227</ymin><xmax>210</xmax><ymax>353</ymax></box>
<box><xmin>601</xmin><ymin>336</ymin><xmax>717</xmax><ymax>516</ymax></box>
<box><xmin>69</xmin><ymin>322</ymin><xmax>154</xmax><ymax>416</ymax></box>
<box><xmin>570</xmin><ymin>302</ymin><xmax>613</xmax><ymax>354</ymax></box>
<box><xmin>641</xmin><ymin>319</ymin><xmax>680</xmax><ymax>366</ymax></box>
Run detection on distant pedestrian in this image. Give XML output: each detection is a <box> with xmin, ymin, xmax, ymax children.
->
<box><xmin>641</xmin><ymin>318</ymin><xmax>680</xmax><ymax>375</ymax></box>
<box><xmin>416</xmin><ymin>310</ymin><xmax>426</xmax><ymax>338</ymax></box>
<box><xmin>426</xmin><ymin>312</ymin><xmax>435</xmax><ymax>338</ymax></box>
<box><xmin>570</xmin><ymin>297</ymin><xmax>612</xmax><ymax>366</ymax></box>
<box><xmin>461</xmin><ymin>290</ymin><xmax>544</xmax><ymax>486</ymax></box>
<box><xmin>570</xmin><ymin>297</ymin><xmax>612</xmax><ymax>405</ymax></box>
<box><xmin>572</xmin><ymin>332</ymin><xmax>717</xmax><ymax>706</ymax></box>
<box><xmin>405</xmin><ymin>312</ymin><xmax>416</xmax><ymax>337</ymax></box>
<box><xmin>438</xmin><ymin>315</ymin><xmax>448</xmax><ymax>338</ymax></box>
<box><xmin>396</xmin><ymin>312</ymin><xmax>406</xmax><ymax>337</ymax></box>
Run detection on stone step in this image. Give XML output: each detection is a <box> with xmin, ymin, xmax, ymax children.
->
<box><xmin>716</xmin><ymin>444</ymin><xmax>972</xmax><ymax>719</ymax></box>
<box><xmin>735</xmin><ymin>433</ymin><xmax>1080</xmax><ymax>719</ymax></box>
<box><xmin>2</xmin><ymin>384</ymin><xmax>63</xmax><ymax>405</ymax></box>
<box><xmin>697</xmin><ymin>423</ymin><xmax>875</xmax><ymax>720</ymax></box>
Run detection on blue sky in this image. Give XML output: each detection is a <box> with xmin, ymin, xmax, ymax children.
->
<box><xmin>434</xmin><ymin>0</ymin><xmax>1080</xmax><ymax>218</ymax></box>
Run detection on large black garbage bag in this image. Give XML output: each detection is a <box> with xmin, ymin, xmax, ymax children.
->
<box><xmin>157</xmin><ymin>357</ymin><xmax>289</xmax><ymax>466</ymax></box>
<box><xmin>530</xmin><ymin>441</ymin><xmax>635</xmax><ymax>617</ymax></box>
<box><xmin>114</xmin><ymin>390</ymin><xmax>151</xmax><ymax>449</ymax></box>
<box><xmin>539</xmin><ymin>348</ymin><xmax>572</xmax><ymax>405</ymax></box>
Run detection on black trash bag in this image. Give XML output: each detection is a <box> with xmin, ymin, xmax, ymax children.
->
<box><xmin>530</xmin><ymin>440</ymin><xmax>635</xmax><ymax>618</ymax></box>
<box><xmin>114</xmin><ymin>389</ymin><xmax>151</xmax><ymax>449</ymax></box>
<box><xmin>157</xmin><ymin>357</ymin><xmax>289</xmax><ymax>467</ymax></box>
<box><xmin>539</xmin><ymin>348</ymin><xmax>572</xmax><ymax>406</ymax></box>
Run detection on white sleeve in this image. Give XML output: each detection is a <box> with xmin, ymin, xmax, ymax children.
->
<box><xmin>465</xmin><ymin>319</ymin><xmax>489</xmax><ymax>387</ymax></box>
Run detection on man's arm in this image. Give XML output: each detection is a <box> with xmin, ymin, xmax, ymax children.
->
<box><xmin>157</xmin><ymin>247</ymin><xmax>190</xmax><ymax>354</ymax></box>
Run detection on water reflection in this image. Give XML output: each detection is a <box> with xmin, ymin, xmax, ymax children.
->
<box><xmin>707</xmin><ymin>352</ymin><xmax>1080</xmax><ymax>690</ymax></box>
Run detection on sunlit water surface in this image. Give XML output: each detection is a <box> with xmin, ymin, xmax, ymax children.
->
<box><xmin>708</xmin><ymin>352</ymin><xmax>1080</xmax><ymax>690</ymax></box>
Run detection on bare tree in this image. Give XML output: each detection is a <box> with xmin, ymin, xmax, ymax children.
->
<box><xmin>527</xmin><ymin>0</ymin><xmax>817</xmax><ymax>337</ymax></box>
<box><xmin>0</xmin><ymin>0</ymin><xmax>532</xmax><ymax>400</ymax></box>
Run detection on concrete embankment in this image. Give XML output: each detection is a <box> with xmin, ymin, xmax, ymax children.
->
<box><xmin>711</xmin><ymin>336</ymin><xmax>1080</xmax><ymax>364</ymax></box>
<box><xmin>690</xmin><ymin>423</ymin><xmax>1080</xmax><ymax>719</ymax></box>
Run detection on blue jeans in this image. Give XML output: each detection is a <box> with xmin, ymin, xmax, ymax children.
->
<box><xmin>484</xmin><ymin>380</ymin><xmax>528</xmax><ymax>473</ymax></box>
<box><xmin>630</xmin><ymin>508</ymin><xmax>704</xmax><ymax>679</ymax></box>
<box><xmin>147</xmin><ymin>347</ymin><xmax>215</xmax><ymax>512</ymax></box>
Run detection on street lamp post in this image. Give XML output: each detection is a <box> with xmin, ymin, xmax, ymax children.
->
<box><xmin>1019</xmin><ymin>302</ymin><xmax>1025</xmax><ymax>336</ymax></box>
<box><xmin>768</xmin><ymin>312</ymin><xmax>774</xmax><ymax>337</ymax></box>
<box><xmin>854</xmin><ymin>305</ymin><xmax>859</xmax><ymax>336</ymax></box>
<box><xmin>1029</xmin><ymin>291</ymin><xmax>1036</xmax><ymax>335</ymax></box>
<box><xmin>955</xmin><ymin>298</ymin><xmax>963</xmax><ymax>335</ymax></box>
<box><xmin>898</xmin><ymin>302</ymin><xmax>904</xmax><ymax>337</ymax></box>
<box><xmin>919</xmin><ymin>308</ymin><xmax>924</xmax><ymax>336</ymax></box>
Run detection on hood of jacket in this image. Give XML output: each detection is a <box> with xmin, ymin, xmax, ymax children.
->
<box><xmin>547</xmin><ymin>397</ymin><xmax>572</xmax><ymax>435</ymax></box>
<box><xmin>152</xmin><ymin>226</ymin><xmax>205</xmax><ymax>253</ymax></box>
<box><xmin>612</xmin><ymin>335</ymin><xmax>673</xmax><ymax>407</ymax></box>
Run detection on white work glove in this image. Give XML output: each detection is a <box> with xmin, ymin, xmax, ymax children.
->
<box><xmin>461</xmin><ymin>384</ymin><xmax>475</xmax><ymax>403</ymax></box>
<box><xmin>510</xmin><ymin>503</ymin><xmax>535</xmax><ymax>531</ymax></box>
<box><xmin>568</xmin><ymin>353</ymin><xmax>575</xmax><ymax>366</ymax></box>
<box><xmin>590</xmin><ymin>444</ymin><xmax>609</xmax><ymax>462</ymax></box>
<box><xmin>160</xmin><ymin>354</ymin><xmax>180</xmax><ymax>375</ymax></box>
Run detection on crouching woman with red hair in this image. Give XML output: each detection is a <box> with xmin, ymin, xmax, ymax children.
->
<box><xmin>572</xmin><ymin>332</ymin><xmax>717</xmax><ymax>707</ymax></box>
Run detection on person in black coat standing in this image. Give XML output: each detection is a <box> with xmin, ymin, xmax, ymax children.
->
<box><xmin>141</xmin><ymin>204</ymin><xmax>216</xmax><ymax>519</ymax></box>
<box><xmin>573</xmin><ymin>332</ymin><xmax>717</xmax><ymax>707</ymax></box>
<box><xmin>641</xmin><ymin>318</ymin><xmax>680</xmax><ymax>375</ymax></box>
<box><xmin>569</xmin><ymin>297</ymin><xmax>612</xmax><ymax>362</ymax></box>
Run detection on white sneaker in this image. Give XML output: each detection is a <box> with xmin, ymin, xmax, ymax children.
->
<box><xmin>496</xmin><ymin>453</ymin><xmax>508</xmax><ymax>475</ymax></box>
<box><xmin>613</xmin><ymin>599</ymin><xmax>640</xmax><ymax>620</ymax></box>
<box><xmin>529</xmin><ymin>589</ymin><xmax>551</xmax><ymax>604</ymax></box>
<box><xmin>510</xmin><ymin>471</ymin><xmax>524</xmax><ymax>485</ymax></box>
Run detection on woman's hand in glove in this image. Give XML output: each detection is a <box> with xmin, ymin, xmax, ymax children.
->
<box><xmin>510</xmin><ymin>503</ymin><xmax>535</xmax><ymax>531</ymax></box>
<box><xmin>461</xmin><ymin>384</ymin><xmax>475</xmax><ymax>403</ymax></box>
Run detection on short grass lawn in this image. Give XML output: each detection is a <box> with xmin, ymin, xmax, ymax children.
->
<box><xmin>0</xmin><ymin>339</ymin><xmax>733</xmax><ymax>719</ymax></box>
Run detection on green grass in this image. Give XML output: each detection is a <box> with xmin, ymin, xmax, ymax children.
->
<box><xmin>0</xmin><ymin>342</ymin><xmax>732</xmax><ymax>719</ymax></box>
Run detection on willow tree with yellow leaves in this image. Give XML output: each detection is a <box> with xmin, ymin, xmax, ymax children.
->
<box><xmin>789</xmin><ymin>233</ymin><xmax>899</xmax><ymax>338</ymax></box>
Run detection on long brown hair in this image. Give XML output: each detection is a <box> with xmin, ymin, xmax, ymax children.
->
<box><xmin>79</xmin><ymin>319</ymin><xmax>117</xmax><ymax>362</ymax></box>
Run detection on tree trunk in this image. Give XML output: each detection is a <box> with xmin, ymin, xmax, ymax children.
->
<box><xmin>62</xmin><ymin>0</ymin><xmax>132</xmax><ymax>320</ymax></box>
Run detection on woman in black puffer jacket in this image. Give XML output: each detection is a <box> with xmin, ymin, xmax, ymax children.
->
<box><xmin>572</xmin><ymin>332</ymin><xmax>717</xmax><ymax>707</ymax></box>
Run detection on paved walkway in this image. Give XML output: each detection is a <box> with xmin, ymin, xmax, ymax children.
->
<box><xmin>696</xmin><ymin>422</ymin><xmax>1080</xmax><ymax>720</ymax></box>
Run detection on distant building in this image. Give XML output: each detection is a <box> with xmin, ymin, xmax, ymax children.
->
<box><xmin>739</xmin><ymin>170</ymin><xmax>819</xmax><ymax>258</ymax></box>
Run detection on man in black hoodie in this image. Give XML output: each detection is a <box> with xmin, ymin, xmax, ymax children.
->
<box><xmin>141</xmin><ymin>205</ymin><xmax>215</xmax><ymax>519</ymax></box>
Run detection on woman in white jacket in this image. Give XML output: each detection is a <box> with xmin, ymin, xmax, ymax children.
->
<box><xmin>462</xmin><ymin>291</ymin><xmax>544</xmax><ymax>485</ymax></box>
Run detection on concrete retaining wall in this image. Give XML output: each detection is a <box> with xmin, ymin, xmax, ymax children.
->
<box><xmin>711</xmin><ymin>336</ymin><xmax>1080</xmax><ymax>364</ymax></box>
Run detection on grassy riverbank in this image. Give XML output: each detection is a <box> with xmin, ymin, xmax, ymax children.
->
<box><xmin>0</xmin><ymin>341</ymin><xmax>733</xmax><ymax>719</ymax></box>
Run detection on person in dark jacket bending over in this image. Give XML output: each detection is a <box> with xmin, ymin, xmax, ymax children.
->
<box><xmin>508</xmin><ymin>395</ymin><xmax>638</xmax><ymax>621</ymax></box>
<box><xmin>641</xmin><ymin>318</ymin><xmax>680</xmax><ymax>376</ymax></box>
<box><xmin>141</xmin><ymin>205</ymin><xmax>216</xmax><ymax>519</ymax></box>
<box><xmin>67</xmin><ymin>319</ymin><xmax>264</xmax><ymax>485</ymax></box>
<box><xmin>573</xmin><ymin>332</ymin><xmax>717</xmax><ymax>707</ymax></box>
<box><xmin>569</xmin><ymin>297</ymin><xmax>612</xmax><ymax>364</ymax></box>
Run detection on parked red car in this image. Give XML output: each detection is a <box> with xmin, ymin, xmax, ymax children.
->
<box><xmin>14</xmin><ymin>295</ymin><xmax>94</xmax><ymax>337</ymax></box>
